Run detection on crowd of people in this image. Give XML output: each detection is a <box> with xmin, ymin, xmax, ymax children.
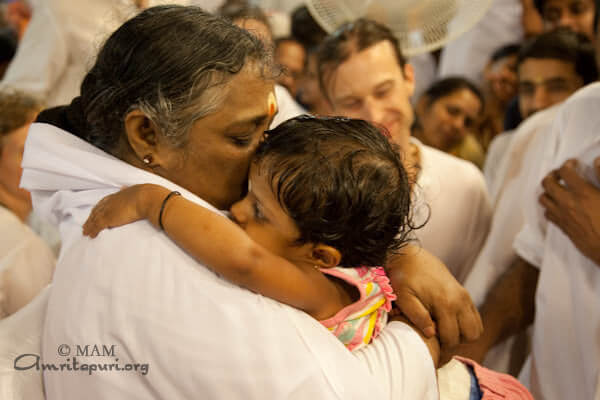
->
<box><xmin>0</xmin><ymin>0</ymin><xmax>598</xmax><ymax>399</ymax></box>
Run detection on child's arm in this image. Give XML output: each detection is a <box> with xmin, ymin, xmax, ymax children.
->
<box><xmin>83</xmin><ymin>184</ymin><xmax>340</xmax><ymax>320</ymax></box>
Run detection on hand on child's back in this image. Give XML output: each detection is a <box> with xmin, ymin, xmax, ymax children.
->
<box><xmin>83</xmin><ymin>184</ymin><xmax>167</xmax><ymax>237</ymax></box>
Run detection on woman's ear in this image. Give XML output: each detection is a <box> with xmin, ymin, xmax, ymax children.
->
<box><xmin>311</xmin><ymin>244</ymin><xmax>342</xmax><ymax>269</ymax></box>
<box><xmin>123</xmin><ymin>110</ymin><xmax>161</xmax><ymax>165</ymax></box>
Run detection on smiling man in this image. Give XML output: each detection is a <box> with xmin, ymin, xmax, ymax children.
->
<box><xmin>317</xmin><ymin>19</ymin><xmax>492</xmax><ymax>284</ymax></box>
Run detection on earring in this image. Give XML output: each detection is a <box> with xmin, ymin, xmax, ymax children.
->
<box><xmin>143</xmin><ymin>155</ymin><xmax>152</xmax><ymax>165</ymax></box>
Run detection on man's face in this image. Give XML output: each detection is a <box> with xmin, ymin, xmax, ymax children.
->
<box><xmin>0</xmin><ymin>123</ymin><xmax>32</xmax><ymax>205</ymax></box>
<box><xmin>323</xmin><ymin>41</ymin><xmax>415</xmax><ymax>150</ymax></box>
<box><xmin>541</xmin><ymin>0</ymin><xmax>596</xmax><ymax>41</ymax></box>
<box><xmin>518</xmin><ymin>57</ymin><xmax>585</xmax><ymax>117</ymax></box>
<box><xmin>275</xmin><ymin>40</ymin><xmax>306</xmax><ymax>97</ymax></box>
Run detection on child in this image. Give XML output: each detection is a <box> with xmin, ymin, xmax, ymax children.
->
<box><xmin>84</xmin><ymin>115</ymin><xmax>414</xmax><ymax>352</ymax></box>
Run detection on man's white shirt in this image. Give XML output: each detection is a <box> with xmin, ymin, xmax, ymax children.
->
<box><xmin>514</xmin><ymin>83</ymin><xmax>600</xmax><ymax>400</ymax></box>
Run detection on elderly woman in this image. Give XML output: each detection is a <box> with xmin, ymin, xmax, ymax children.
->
<box><xmin>21</xmin><ymin>6</ymin><xmax>479</xmax><ymax>399</ymax></box>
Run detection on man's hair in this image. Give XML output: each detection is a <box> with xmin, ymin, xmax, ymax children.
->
<box><xmin>254</xmin><ymin>115</ymin><xmax>415</xmax><ymax>267</ymax></box>
<box><xmin>0</xmin><ymin>90</ymin><xmax>41</xmax><ymax>136</ymax></box>
<box><xmin>0</xmin><ymin>27</ymin><xmax>17</xmax><ymax>63</ymax></box>
<box><xmin>0</xmin><ymin>90</ymin><xmax>41</xmax><ymax>153</ymax></box>
<box><xmin>290</xmin><ymin>5</ymin><xmax>327</xmax><ymax>51</ymax></box>
<box><xmin>317</xmin><ymin>19</ymin><xmax>406</xmax><ymax>102</ymax></box>
<box><xmin>517</xmin><ymin>28</ymin><xmax>598</xmax><ymax>84</ymax></box>
<box><xmin>421</xmin><ymin>77</ymin><xmax>484</xmax><ymax>109</ymax></box>
<box><xmin>533</xmin><ymin>0</ymin><xmax>546</xmax><ymax>14</ymax></box>
<box><xmin>66</xmin><ymin>5</ymin><xmax>273</xmax><ymax>157</ymax></box>
<box><xmin>490</xmin><ymin>43</ymin><xmax>521</xmax><ymax>63</ymax></box>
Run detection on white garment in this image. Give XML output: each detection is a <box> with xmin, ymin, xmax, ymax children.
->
<box><xmin>0</xmin><ymin>285</ymin><xmax>50</xmax><ymax>400</ymax></box>
<box><xmin>27</xmin><ymin>211</ymin><xmax>61</xmax><ymax>256</ymax></box>
<box><xmin>437</xmin><ymin>359</ymin><xmax>472</xmax><ymax>400</ymax></box>
<box><xmin>463</xmin><ymin>106</ymin><xmax>559</xmax><ymax>374</ymax></box>
<box><xmin>271</xmin><ymin>84</ymin><xmax>306</xmax><ymax>128</ymax></box>
<box><xmin>0</xmin><ymin>0</ymin><xmax>140</xmax><ymax>107</ymax></box>
<box><xmin>21</xmin><ymin>123</ymin><xmax>438</xmax><ymax>400</ymax></box>
<box><xmin>514</xmin><ymin>83</ymin><xmax>600</xmax><ymax>400</ymax></box>
<box><xmin>466</xmin><ymin>105</ymin><xmax>560</xmax><ymax>307</ymax></box>
<box><xmin>483</xmin><ymin>130</ymin><xmax>513</xmax><ymax>201</ymax></box>
<box><xmin>438</xmin><ymin>0</ymin><xmax>523</xmax><ymax>87</ymax></box>
<box><xmin>413</xmin><ymin>141</ymin><xmax>492</xmax><ymax>283</ymax></box>
<box><xmin>0</xmin><ymin>205</ymin><xmax>55</xmax><ymax>319</ymax></box>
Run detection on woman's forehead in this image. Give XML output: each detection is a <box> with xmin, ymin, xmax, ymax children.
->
<box><xmin>216</xmin><ymin>70</ymin><xmax>274</xmax><ymax>117</ymax></box>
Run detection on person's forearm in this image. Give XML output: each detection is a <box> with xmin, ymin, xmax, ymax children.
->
<box><xmin>466</xmin><ymin>256</ymin><xmax>538</xmax><ymax>361</ymax></box>
<box><xmin>139</xmin><ymin>185</ymin><xmax>324</xmax><ymax>315</ymax></box>
<box><xmin>141</xmin><ymin>185</ymin><xmax>271</xmax><ymax>284</ymax></box>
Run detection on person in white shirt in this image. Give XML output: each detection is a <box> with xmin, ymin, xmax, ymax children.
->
<box><xmin>0</xmin><ymin>90</ymin><xmax>54</xmax><ymax>320</ymax></box>
<box><xmin>455</xmin><ymin>27</ymin><xmax>598</xmax><ymax>377</ymax></box>
<box><xmin>484</xmin><ymin>28</ymin><xmax>597</xmax><ymax>200</ymax></box>
<box><xmin>450</xmin><ymin>52</ymin><xmax>600</xmax><ymax>400</ymax></box>
<box><xmin>317</xmin><ymin>18</ymin><xmax>492</xmax><ymax>286</ymax></box>
<box><xmin>514</xmin><ymin>82</ymin><xmax>600</xmax><ymax>399</ymax></box>
<box><xmin>0</xmin><ymin>0</ymin><xmax>147</xmax><ymax>107</ymax></box>
<box><xmin>22</xmin><ymin>6</ymin><xmax>480</xmax><ymax>398</ymax></box>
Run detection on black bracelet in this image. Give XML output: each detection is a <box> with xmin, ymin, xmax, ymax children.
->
<box><xmin>158</xmin><ymin>191</ymin><xmax>181</xmax><ymax>231</ymax></box>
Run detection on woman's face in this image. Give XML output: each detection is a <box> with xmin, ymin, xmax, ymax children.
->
<box><xmin>159</xmin><ymin>66</ymin><xmax>275</xmax><ymax>210</ymax></box>
<box><xmin>417</xmin><ymin>88</ymin><xmax>482</xmax><ymax>151</ymax></box>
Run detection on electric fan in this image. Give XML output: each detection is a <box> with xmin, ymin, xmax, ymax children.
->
<box><xmin>306</xmin><ymin>0</ymin><xmax>493</xmax><ymax>56</ymax></box>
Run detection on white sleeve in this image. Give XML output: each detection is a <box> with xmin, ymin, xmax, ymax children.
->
<box><xmin>0</xmin><ymin>2</ymin><xmax>68</xmax><ymax>102</ymax></box>
<box><xmin>354</xmin><ymin>321</ymin><xmax>439</xmax><ymax>400</ymax></box>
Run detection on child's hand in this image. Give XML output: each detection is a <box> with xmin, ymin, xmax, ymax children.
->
<box><xmin>83</xmin><ymin>184</ymin><xmax>166</xmax><ymax>238</ymax></box>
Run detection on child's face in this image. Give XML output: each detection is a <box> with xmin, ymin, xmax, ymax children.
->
<box><xmin>230</xmin><ymin>163</ymin><xmax>314</xmax><ymax>264</ymax></box>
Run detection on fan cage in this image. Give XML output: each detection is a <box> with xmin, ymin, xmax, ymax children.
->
<box><xmin>306</xmin><ymin>0</ymin><xmax>493</xmax><ymax>56</ymax></box>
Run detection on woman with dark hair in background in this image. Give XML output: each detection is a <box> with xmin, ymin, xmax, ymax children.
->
<box><xmin>414</xmin><ymin>77</ymin><xmax>486</xmax><ymax>168</ymax></box>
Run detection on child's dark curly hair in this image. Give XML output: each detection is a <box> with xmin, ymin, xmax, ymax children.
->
<box><xmin>254</xmin><ymin>115</ymin><xmax>416</xmax><ymax>267</ymax></box>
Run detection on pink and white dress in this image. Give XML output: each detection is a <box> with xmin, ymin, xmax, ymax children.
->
<box><xmin>319</xmin><ymin>266</ymin><xmax>396</xmax><ymax>352</ymax></box>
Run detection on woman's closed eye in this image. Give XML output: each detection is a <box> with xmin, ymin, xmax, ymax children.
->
<box><xmin>229</xmin><ymin>134</ymin><xmax>254</xmax><ymax>147</ymax></box>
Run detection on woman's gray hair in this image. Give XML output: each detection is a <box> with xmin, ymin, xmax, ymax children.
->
<box><xmin>78</xmin><ymin>5</ymin><xmax>274</xmax><ymax>155</ymax></box>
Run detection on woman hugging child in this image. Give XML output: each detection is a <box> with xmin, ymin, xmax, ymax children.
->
<box><xmin>84</xmin><ymin>115</ymin><xmax>415</xmax><ymax>352</ymax></box>
<box><xmin>84</xmin><ymin>115</ymin><xmax>532</xmax><ymax>399</ymax></box>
